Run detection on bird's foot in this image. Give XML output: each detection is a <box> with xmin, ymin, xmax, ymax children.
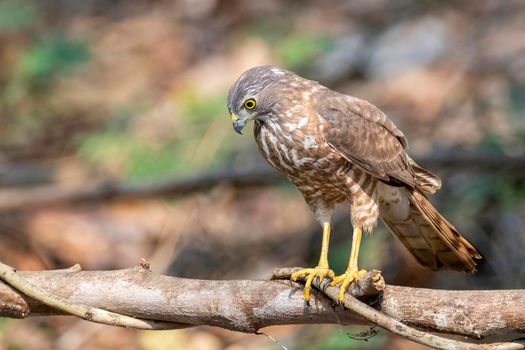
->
<box><xmin>330</xmin><ymin>268</ymin><xmax>367</xmax><ymax>304</ymax></box>
<box><xmin>291</xmin><ymin>266</ymin><xmax>335</xmax><ymax>302</ymax></box>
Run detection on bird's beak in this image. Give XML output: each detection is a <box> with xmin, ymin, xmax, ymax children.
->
<box><xmin>231</xmin><ymin>114</ymin><xmax>245</xmax><ymax>135</ymax></box>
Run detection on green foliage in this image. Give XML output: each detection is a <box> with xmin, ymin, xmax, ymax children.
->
<box><xmin>330</xmin><ymin>243</ymin><xmax>350</xmax><ymax>275</ymax></box>
<box><xmin>2</xmin><ymin>35</ymin><xmax>90</xmax><ymax>117</ymax></box>
<box><xmin>7</xmin><ymin>345</ymin><xmax>23</xmax><ymax>350</ymax></box>
<box><xmin>178</xmin><ymin>90</ymin><xmax>227</xmax><ymax>124</ymax></box>
<box><xmin>0</xmin><ymin>3</ymin><xmax>90</xmax><ymax>150</ymax></box>
<box><xmin>0</xmin><ymin>0</ymin><xmax>37</xmax><ymax>33</ymax></box>
<box><xmin>78</xmin><ymin>129</ymin><xmax>134</xmax><ymax>165</ymax></box>
<box><xmin>78</xmin><ymin>129</ymin><xmax>190</xmax><ymax>181</ymax></box>
<box><xmin>330</xmin><ymin>229</ymin><xmax>388</xmax><ymax>275</ymax></box>
<box><xmin>466</xmin><ymin>83</ymin><xmax>525</xmax><ymax>212</ymax></box>
<box><xmin>17</xmin><ymin>36</ymin><xmax>89</xmax><ymax>86</ymax></box>
<box><xmin>0</xmin><ymin>317</ymin><xmax>8</xmax><ymax>335</ymax></box>
<box><xmin>510</xmin><ymin>83</ymin><xmax>525</xmax><ymax>115</ymax></box>
<box><xmin>127</xmin><ymin>143</ymin><xmax>191</xmax><ymax>181</ymax></box>
<box><xmin>176</xmin><ymin>90</ymin><xmax>242</xmax><ymax>167</ymax></box>
<box><xmin>275</xmin><ymin>33</ymin><xmax>335</xmax><ymax>73</ymax></box>
<box><xmin>248</xmin><ymin>20</ymin><xmax>335</xmax><ymax>73</ymax></box>
<box><xmin>449</xmin><ymin>173</ymin><xmax>525</xmax><ymax>224</ymax></box>
<box><xmin>478</xmin><ymin>133</ymin><xmax>506</xmax><ymax>154</ymax></box>
<box><xmin>77</xmin><ymin>89</ymin><xmax>238</xmax><ymax>181</ymax></box>
<box><xmin>490</xmin><ymin>176</ymin><xmax>525</xmax><ymax>208</ymax></box>
<box><xmin>509</xmin><ymin>83</ymin><xmax>525</xmax><ymax>141</ymax></box>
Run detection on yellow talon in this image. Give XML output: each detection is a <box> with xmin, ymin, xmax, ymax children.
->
<box><xmin>292</xmin><ymin>266</ymin><xmax>335</xmax><ymax>301</ymax></box>
<box><xmin>330</xmin><ymin>269</ymin><xmax>367</xmax><ymax>303</ymax></box>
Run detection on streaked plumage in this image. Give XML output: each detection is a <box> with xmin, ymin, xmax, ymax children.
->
<box><xmin>228</xmin><ymin>66</ymin><xmax>481</xmax><ymax>300</ymax></box>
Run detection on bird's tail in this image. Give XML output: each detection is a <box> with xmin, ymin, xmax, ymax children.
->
<box><xmin>378</xmin><ymin>184</ymin><xmax>481</xmax><ymax>272</ymax></box>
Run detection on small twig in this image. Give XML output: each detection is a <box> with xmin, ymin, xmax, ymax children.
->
<box><xmin>0</xmin><ymin>261</ymin><xmax>187</xmax><ymax>330</ymax></box>
<box><xmin>345</xmin><ymin>326</ymin><xmax>378</xmax><ymax>341</ymax></box>
<box><xmin>53</xmin><ymin>264</ymin><xmax>82</xmax><ymax>273</ymax></box>
<box><xmin>138</xmin><ymin>258</ymin><xmax>151</xmax><ymax>270</ymax></box>
<box><xmin>272</xmin><ymin>268</ymin><xmax>525</xmax><ymax>350</ymax></box>
<box><xmin>256</xmin><ymin>331</ymin><xmax>290</xmax><ymax>350</ymax></box>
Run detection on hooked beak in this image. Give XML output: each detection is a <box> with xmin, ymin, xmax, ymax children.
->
<box><xmin>231</xmin><ymin>114</ymin><xmax>246</xmax><ymax>135</ymax></box>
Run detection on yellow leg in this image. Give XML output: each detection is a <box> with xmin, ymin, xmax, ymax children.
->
<box><xmin>291</xmin><ymin>222</ymin><xmax>335</xmax><ymax>302</ymax></box>
<box><xmin>330</xmin><ymin>226</ymin><xmax>367</xmax><ymax>303</ymax></box>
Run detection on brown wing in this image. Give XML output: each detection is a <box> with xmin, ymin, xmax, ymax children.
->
<box><xmin>319</xmin><ymin>93</ymin><xmax>416</xmax><ymax>187</ymax></box>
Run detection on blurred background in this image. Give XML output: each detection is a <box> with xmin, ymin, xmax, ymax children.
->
<box><xmin>0</xmin><ymin>0</ymin><xmax>524</xmax><ymax>349</ymax></box>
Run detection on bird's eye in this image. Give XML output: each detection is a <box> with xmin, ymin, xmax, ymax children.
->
<box><xmin>244</xmin><ymin>99</ymin><xmax>256</xmax><ymax>110</ymax></box>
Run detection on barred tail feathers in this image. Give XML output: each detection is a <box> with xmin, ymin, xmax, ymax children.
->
<box><xmin>378</xmin><ymin>183</ymin><xmax>481</xmax><ymax>272</ymax></box>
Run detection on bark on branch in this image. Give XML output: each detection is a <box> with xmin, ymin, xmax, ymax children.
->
<box><xmin>1</xmin><ymin>264</ymin><xmax>525</xmax><ymax>349</ymax></box>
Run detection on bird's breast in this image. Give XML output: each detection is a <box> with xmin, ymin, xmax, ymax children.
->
<box><xmin>254</xmin><ymin>119</ymin><xmax>347</xmax><ymax>179</ymax></box>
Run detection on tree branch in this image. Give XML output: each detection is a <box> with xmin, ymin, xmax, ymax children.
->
<box><xmin>0</xmin><ymin>261</ymin><xmax>185</xmax><ymax>330</ymax></box>
<box><xmin>1</xmin><ymin>264</ymin><xmax>525</xmax><ymax>349</ymax></box>
<box><xmin>0</xmin><ymin>166</ymin><xmax>282</xmax><ymax>211</ymax></box>
<box><xmin>0</xmin><ymin>153</ymin><xmax>523</xmax><ymax>212</ymax></box>
<box><xmin>273</xmin><ymin>268</ymin><xmax>524</xmax><ymax>350</ymax></box>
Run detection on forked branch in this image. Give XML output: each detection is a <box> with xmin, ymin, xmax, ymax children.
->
<box><xmin>0</xmin><ymin>263</ymin><xmax>524</xmax><ymax>350</ymax></box>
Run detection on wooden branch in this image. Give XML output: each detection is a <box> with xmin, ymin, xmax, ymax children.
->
<box><xmin>0</xmin><ymin>153</ymin><xmax>523</xmax><ymax>212</ymax></box>
<box><xmin>0</xmin><ymin>261</ymin><xmax>184</xmax><ymax>330</ymax></box>
<box><xmin>1</xmin><ymin>265</ymin><xmax>525</xmax><ymax>347</ymax></box>
<box><xmin>273</xmin><ymin>268</ymin><xmax>524</xmax><ymax>350</ymax></box>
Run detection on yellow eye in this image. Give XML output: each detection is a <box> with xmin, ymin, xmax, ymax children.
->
<box><xmin>244</xmin><ymin>99</ymin><xmax>256</xmax><ymax>109</ymax></box>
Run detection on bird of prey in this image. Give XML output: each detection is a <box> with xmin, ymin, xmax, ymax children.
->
<box><xmin>227</xmin><ymin>66</ymin><xmax>481</xmax><ymax>302</ymax></box>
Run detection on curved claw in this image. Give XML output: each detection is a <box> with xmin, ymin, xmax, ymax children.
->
<box><xmin>330</xmin><ymin>269</ymin><xmax>367</xmax><ymax>303</ymax></box>
<box><xmin>291</xmin><ymin>266</ymin><xmax>335</xmax><ymax>302</ymax></box>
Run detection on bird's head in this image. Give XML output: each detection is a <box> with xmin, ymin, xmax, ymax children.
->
<box><xmin>227</xmin><ymin>65</ymin><xmax>293</xmax><ymax>134</ymax></box>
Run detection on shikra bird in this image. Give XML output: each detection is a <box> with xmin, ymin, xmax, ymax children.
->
<box><xmin>227</xmin><ymin>65</ymin><xmax>481</xmax><ymax>302</ymax></box>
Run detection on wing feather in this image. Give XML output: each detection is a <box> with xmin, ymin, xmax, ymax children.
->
<box><xmin>318</xmin><ymin>92</ymin><xmax>416</xmax><ymax>187</ymax></box>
